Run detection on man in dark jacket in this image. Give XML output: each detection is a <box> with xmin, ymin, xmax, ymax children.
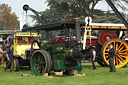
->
<box><xmin>108</xmin><ymin>43</ymin><xmax>116</xmax><ymax>72</ymax></box>
<box><xmin>4</xmin><ymin>44</ymin><xmax>14</xmax><ymax>72</ymax></box>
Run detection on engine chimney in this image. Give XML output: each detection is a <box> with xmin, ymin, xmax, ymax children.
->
<box><xmin>74</xmin><ymin>18</ymin><xmax>81</xmax><ymax>43</ymax></box>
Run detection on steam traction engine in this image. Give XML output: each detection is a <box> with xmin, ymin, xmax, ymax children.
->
<box><xmin>22</xmin><ymin>18</ymin><xmax>87</xmax><ymax>76</ymax></box>
<box><xmin>22</xmin><ymin>0</ymin><xmax>128</xmax><ymax>76</ymax></box>
<box><xmin>23</xmin><ymin>4</ymin><xmax>88</xmax><ymax>76</ymax></box>
<box><xmin>82</xmin><ymin>23</ymin><xmax>128</xmax><ymax>68</ymax></box>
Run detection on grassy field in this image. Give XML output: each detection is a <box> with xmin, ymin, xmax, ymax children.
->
<box><xmin>0</xmin><ymin>63</ymin><xmax>128</xmax><ymax>85</ymax></box>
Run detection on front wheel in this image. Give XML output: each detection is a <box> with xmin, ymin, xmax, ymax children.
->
<box><xmin>4</xmin><ymin>58</ymin><xmax>19</xmax><ymax>71</ymax></box>
<box><xmin>13</xmin><ymin>58</ymin><xmax>19</xmax><ymax>71</ymax></box>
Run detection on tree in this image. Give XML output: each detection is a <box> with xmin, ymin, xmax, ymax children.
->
<box><xmin>0</xmin><ymin>4</ymin><xmax>19</xmax><ymax>30</ymax></box>
<box><xmin>30</xmin><ymin>0</ymin><xmax>128</xmax><ymax>26</ymax></box>
<box><xmin>45</xmin><ymin>0</ymin><xmax>101</xmax><ymax>17</ymax></box>
<box><xmin>93</xmin><ymin>10</ymin><xmax>122</xmax><ymax>23</ymax></box>
<box><xmin>29</xmin><ymin>0</ymin><xmax>101</xmax><ymax>25</ymax></box>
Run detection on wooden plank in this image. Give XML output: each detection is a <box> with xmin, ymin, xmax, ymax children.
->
<box><xmin>71</xmin><ymin>70</ymin><xmax>77</xmax><ymax>75</ymax></box>
<box><xmin>74</xmin><ymin>73</ymin><xmax>86</xmax><ymax>76</ymax></box>
<box><xmin>72</xmin><ymin>70</ymin><xmax>86</xmax><ymax>76</ymax></box>
<box><xmin>43</xmin><ymin>73</ymin><xmax>48</xmax><ymax>77</ymax></box>
<box><xmin>55</xmin><ymin>72</ymin><xmax>63</xmax><ymax>76</ymax></box>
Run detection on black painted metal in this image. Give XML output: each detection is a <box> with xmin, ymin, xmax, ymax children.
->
<box><xmin>23</xmin><ymin>4</ymin><xmax>57</xmax><ymax>41</ymax></box>
<box><xmin>75</xmin><ymin>19</ymin><xmax>81</xmax><ymax>43</ymax></box>
<box><xmin>23</xmin><ymin>4</ymin><xmax>47</xmax><ymax>40</ymax></box>
<box><xmin>105</xmin><ymin>0</ymin><xmax>128</xmax><ymax>29</ymax></box>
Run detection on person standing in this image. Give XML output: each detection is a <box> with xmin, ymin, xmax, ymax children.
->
<box><xmin>108</xmin><ymin>43</ymin><xmax>116</xmax><ymax>72</ymax></box>
<box><xmin>0</xmin><ymin>44</ymin><xmax>6</xmax><ymax>65</ymax></box>
<box><xmin>9</xmin><ymin>29</ymin><xmax>17</xmax><ymax>44</ymax></box>
<box><xmin>4</xmin><ymin>44</ymin><xmax>14</xmax><ymax>72</ymax></box>
<box><xmin>13</xmin><ymin>29</ymin><xmax>17</xmax><ymax>34</ymax></box>
<box><xmin>2</xmin><ymin>35</ymin><xmax>8</xmax><ymax>48</ymax></box>
<box><xmin>91</xmin><ymin>46</ymin><xmax>96</xmax><ymax>70</ymax></box>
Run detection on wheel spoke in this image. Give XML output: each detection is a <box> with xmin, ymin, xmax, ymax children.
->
<box><xmin>37</xmin><ymin>66</ymin><xmax>41</xmax><ymax>72</ymax></box>
<box><xmin>118</xmin><ymin>55</ymin><xmax>124</xmax><ymax>61</ymax></box>
<box><xmin>42</xmin><ymin>66</ymin><xmax>45</xmax><ymax>73</ymax></box>
<box><xmin>117</xmin><ymin>43</ymin><xmax>122</xmax><ymax>51</ymax></box>
<box><xmin>105</xmin><ymin>53</ymin><xmax>109</xmax><ymax>55</ymax></box>
<box><xmin>118</xmin><ymin>49</ymin><xmax>127</xmax><ymax>53</ymax></box>
<box><xmin>105</xmin><ymin>49</ymin><xmax>109</xmax><ymax>52</ymax></box>
<box><xmin>35</xmin><ymin>64</ymin><xmax>39</xmax><ymax>67</ymax></box>
<box><xmin>38</xmin><ymin>55</ymin><xmax>41</xmax><ymax>61</ymax></box>
<box><xmin>116</xmin><ymin>42</ymin><xmax>118</xmax><ymax>50</ymax></box>
<box><xmin>35</xmin><ymin>60</ymin><xmax>39</xmax><ymax>63</ymax></box>
<box><xmin>40</xmin><ymin>66</ymin><xmax>43</xmax><ymax>73</ymax></box>
<box><xmin>116</xmin><ymin>57</ymin><xmax>118</xmax><ymax>65</ymax></box>
<box><xmin>118</xmin><ymin>46</ymin><xmax>125</xmax><ymax>52</ymax></box>
<box><xmin>113</xmin><ymin>41</ymin><xmax>115</xmax><ymax>49</ymax></box>
<box><xmin>114</xmin><ymin>56</ymin><xmax>116</xmax><ymax>65</ymax></box>
<box><xmin>38</xmin><ymin>55</ymin><xmax>46</xmax><ymax>74</ymax></box>
<box><xmin>35</xmin><ymin>55</ymin><xmax>45</xmax><ymax>74</ymax></box>
<box><xmin>105</xmin><ymin>56</ymin><xmax>108</xmax><ymax>58</ymax></box>
<box><xmin>119</xmin><ymin>55</ymin><xmax>126</xmax><ymax>58</ymax></box>
<box><xmin>117</xmin><ymin>58</ymin><xmax>122</xmax><ymax>64</ymax></box>
<box><xmin>119</xmin><ymin>53</ymin><xmax>127</xmax><ymax>55</ymax></box>
<box><xmin>36</xmin><ymin>56</ymin><xmax>40</xmax><ymax>64</ymax></box>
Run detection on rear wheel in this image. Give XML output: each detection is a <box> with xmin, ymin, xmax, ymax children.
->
<box><xmin>101</xmin><ymin>39</ymin><xmax>128</xmax><ymax>68</ymax></box>
<box><xmin>4</xmin><ymin>58</ymin><xmax>19</xmax><ymax>71</ymax></box>
<box><xmin>31</xmin><ymin>50</ymin><xmax>52</xmax><ymax>76</ymax></box>
<box><xmin>13</xmin><ymin>58</ymin><xmax>19</xmax><ymax>71</ymax></box>
<box><xmin>95</xmin><ymin>45</ymin><xmax>107</xmax><ymax>67</ymax></box>
<box><xmin>4</xmin><ymin>60</ymin><xmax>7</xmax><ymax>69</ymax></box>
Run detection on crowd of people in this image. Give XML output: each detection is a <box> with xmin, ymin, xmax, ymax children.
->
<box><xmin>0</xmin><ymin>43</ymin><xmax>14</xmax><ymax>72</ymax></box>
<box><xmin>0</xmin><ymin>29</ymin><xmax>16</xmax><ymax>72</ymax></box>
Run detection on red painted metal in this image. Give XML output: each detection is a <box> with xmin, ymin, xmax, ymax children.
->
<box><xmin>86</xmin><ymin>37</ymin><xmax>98</xmax><ymax>45</ymax></box>
<box><xmin>56</xmin><ymin>36</ymin><xmax>66</xmax><ymax>44</ymax></box>
<box><xmin>98</xmin><ymin>30</ymin><xmax>117</xmax><ymax>45</ymax></box>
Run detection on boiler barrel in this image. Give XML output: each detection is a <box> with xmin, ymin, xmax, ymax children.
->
<box><xmin>65</xmin><ymin>49</ymin><xmax>82</xmax><ymax>59</ymax></box>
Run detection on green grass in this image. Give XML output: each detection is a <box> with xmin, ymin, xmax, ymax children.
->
<box><xmin>0</xmin><ymin>63</ymin><xmax>128</xmax><ymax>85</ymax></box>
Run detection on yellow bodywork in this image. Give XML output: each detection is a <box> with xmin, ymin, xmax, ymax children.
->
<box><xmin>13</xmin><ymin>32</ymin><xmax>40</xmax><ymax>59</ymax></box>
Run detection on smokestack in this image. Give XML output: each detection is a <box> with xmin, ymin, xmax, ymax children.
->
<box><xmin>74</xmin><ymin>17</ymin><xmax>81</xmax><ymax>43</ymax></box>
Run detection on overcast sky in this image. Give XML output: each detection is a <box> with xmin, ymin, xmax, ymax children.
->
<box><xmin>0</xmin><ymin>0</ymin><xmax>126</xmax><ymax>25</ymax></box>
<box><xmin>0</xmin><ymin>0</ymin><xmax>110</xmax><ymax>16</ymax></box>
<box><xmin>0</xmin><ymin>0</ymin><xmax>48</xmax><ymax>16</ymax></box>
